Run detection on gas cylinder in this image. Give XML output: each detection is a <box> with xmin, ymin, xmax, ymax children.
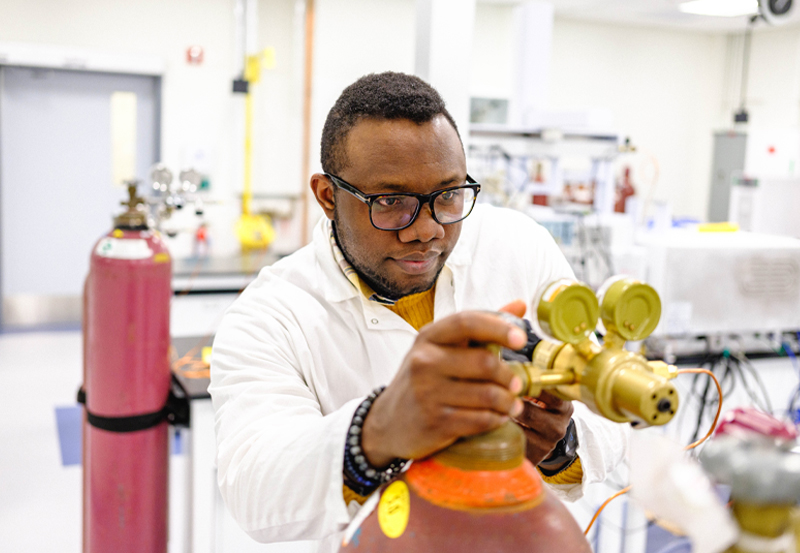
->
<box><xmin>82</xmin><ymin>184</ymin><xmax>172</xmax><ymax>553</ymax></box>
<box><xmin>340</xmin><ymin>422</ymin><xmax>592</xmax><ymax>552</ymax></box>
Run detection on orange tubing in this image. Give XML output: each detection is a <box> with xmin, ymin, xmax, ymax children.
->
<box><xmin>677</xmin><ymin>369</ymin><xmax>723</xmax><ymax>451</ymax></box>
<box><xmin>584</xmin><ymin>486</ymin><xmax>631</xmax><ymax>535</ymax></box>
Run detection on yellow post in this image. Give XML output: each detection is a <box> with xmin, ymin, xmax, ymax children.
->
<box><xmin>243</xmin><ymin>89</ymin><xmax>253</xmax><ymax>217</ymax></box>
<box><xmin>242</xmin><ymin>52</ymin><xmax>261</xmax><ymax>217</ymax></box>
<box><xmin>235</xmin><ymin>49</ymin><xmax>277</xmax><ymax>251</ymax></box>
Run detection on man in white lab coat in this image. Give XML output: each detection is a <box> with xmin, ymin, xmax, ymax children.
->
<box><xmin>209</xmin><ymin>72</ymin><xmax>627</xmax><ymax>552</ymax></box>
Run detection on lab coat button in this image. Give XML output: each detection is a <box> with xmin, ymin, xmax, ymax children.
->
<box><xmin>371</xmin><ymin>318</ymin><xmax>378</xmax><ymax>324</ymax></box>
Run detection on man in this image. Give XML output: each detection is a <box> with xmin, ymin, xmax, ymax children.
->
<box><xmin>210</xmin><ymin>72</ymin><xmax>627</xmax><ymax>551</ymax></box>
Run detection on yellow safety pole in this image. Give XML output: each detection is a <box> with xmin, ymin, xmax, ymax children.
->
<box><xmin>243</xmin><ymin>88</ymin><xmax>253</xmax><ymax>217</ymax></box>
<box><xmin>236</xmin><ymin>50</ymin><xmax>276</xmax><ymax>251</ymax></box>
<box><xmin>243</xmin><ymin>54</ymin><xmax>259</xmax><ymax>217</ymax></box>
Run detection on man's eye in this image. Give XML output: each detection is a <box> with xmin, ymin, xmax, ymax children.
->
<box><xmin>376</xmin><ymin>196</ymin><xmax>402</xmax><ymax>208</ymax></box>
<box><xmin>439</xmin><ymin>189</ymin><xmax>462</xmax><ymax>203</ymax></box>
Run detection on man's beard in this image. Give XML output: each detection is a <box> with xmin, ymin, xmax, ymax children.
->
<box><xmin>332</xmin><ymin>217</ymin><xmax>442</xmax><ymax>301</ymax></box>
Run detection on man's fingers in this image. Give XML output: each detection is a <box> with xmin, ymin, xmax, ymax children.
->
<box><xmin>499</xmin><ymin>299</ymin><xmax>527</xmax><ymax>318</ymax></box>
<box><xmin>428</xmin><ymin>346</ymin><xmax>518</xmax><ymax>389</ymax></box>
<box><xmin>531</xmin><ymin>390</ymin><xmax>574</xmax><ymax>415</ymax></box>
<box><xmin>437</xmin><ymin>380</ymin><xmax>523</xmax><ymax>416</ymax></box>
<box><xmin>513</xmin><ymin>398</ymin><xmax>573</xmax><ymax>443</ymax></box>
<box><xmin>420</xmin><ymin>311</ymin><xmax>527</xmax><ymax>350</ymax></box>
<box><xmin>439</xmin><ymin>407</ymin><xmax>510</xmax><ymax>438</ymax></box>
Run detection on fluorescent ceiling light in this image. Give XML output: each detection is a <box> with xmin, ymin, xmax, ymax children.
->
<box><xmin>678</xmin><ymin>0</ymin><xmax>759</xmax><ymax>17</ymax></box>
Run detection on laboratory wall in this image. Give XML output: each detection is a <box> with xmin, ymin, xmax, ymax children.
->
<box><xmin>548</xmin><ymin>19</ymin><xmax>728</xmax><ymax>222</ymax></box>
<box><xmin>721</xmin><ymin>24</ymin><xmax>800</xmax><ymax>131</ymax></box>
<box><xmin>310</xmin><ymin>0</ymin><xmax>417</xmax><ymax>151</ymax></box>
<box><xmin>3</xmin><ymin>0</ymin><xmax>800</xmax><ymax>255</ymax></box>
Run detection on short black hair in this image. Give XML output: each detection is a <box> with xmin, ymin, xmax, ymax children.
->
<box><xmin>320</xmin><ymin>71</ymin><xmax>460</xmax><ymax>175</ymax></box>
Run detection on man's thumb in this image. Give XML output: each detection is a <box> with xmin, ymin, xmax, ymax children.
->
<box><xmin>499</xmin><ymin>299</ymin><xmax>526</xmax><ymax>318</ymax></box>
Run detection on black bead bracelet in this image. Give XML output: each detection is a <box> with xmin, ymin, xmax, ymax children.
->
<box><xmin>343</xmin><ymin>386</ymin><xmax>408</xmax><ymax>496</ymax></box>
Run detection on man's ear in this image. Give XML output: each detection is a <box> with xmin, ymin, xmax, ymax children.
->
<box><xmin>310</xmin><ymin>173</ymin><xmax>335</xmax><ymax>220</ymax></box>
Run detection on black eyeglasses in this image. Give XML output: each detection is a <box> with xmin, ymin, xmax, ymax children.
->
<box><xmin>325</xmin><ymin>173</ymin><xmax>481</xmax><ymax>231</ymax></box>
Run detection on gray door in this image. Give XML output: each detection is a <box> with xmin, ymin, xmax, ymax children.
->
<box><xmin>707</xmin><ymin>131</ymin><xmax>747</xmax><ymax>223</ymax></box>
<box><xmin>0</xmin><ymin>67</ymin><xmax>160</xmax><ymax>329</ymax></box>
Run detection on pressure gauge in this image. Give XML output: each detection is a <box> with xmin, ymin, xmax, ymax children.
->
<box><xmin>534</xmin><ymin>279</ymin><xmax>599</xmax><ymax>345</ymax></box>
<box><xmin>150</xmin><ymin>164</ymin><xmax>173</xmax><ymax>193</ymax></box>
<box><xmin>179</xmin><ymin>168</ymin><xmax>202</xmax><ymax>193</ymax></box>
<box><xmin>598</xmin><ymin>277</ymin><xmax>661</xmax><ymax>342</ymax></box>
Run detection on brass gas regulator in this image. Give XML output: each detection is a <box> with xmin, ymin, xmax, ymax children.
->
<box><xmin>501</xmin><ymin>277</ymin><xmax>679</xmax><ymax>427</ymax></box>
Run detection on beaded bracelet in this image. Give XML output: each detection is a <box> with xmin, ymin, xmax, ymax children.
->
<box><xmin>343</xmin><ymin>386</ymin><xmax>409</xmax><ymax>496</ymax></box>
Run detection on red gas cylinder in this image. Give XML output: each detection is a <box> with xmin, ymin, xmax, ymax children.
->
<box><xmin>82</xmin><ymin>185</ymin><xmax>172</xmax><ymax>553</ymax></box>
<box><xmin>340</xmin><ymin>422</ymin><xmax>591</xmax><ymax>552</ymax></box>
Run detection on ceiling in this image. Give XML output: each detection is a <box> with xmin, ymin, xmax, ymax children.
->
<box><xmin>478</xmin><ymin>0</ymin><xmax>800</xmax><ymax>32</ymax></box>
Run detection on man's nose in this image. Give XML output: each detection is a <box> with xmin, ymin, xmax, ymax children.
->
<box><xmin>398</xmin><ymin>204</ymin><xmax>445</xmax><ymax>243</ymax></box>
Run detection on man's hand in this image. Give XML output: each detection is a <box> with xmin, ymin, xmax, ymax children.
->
<box><xmin>513</xmin><ymin>391</ymin><xmax>574</xmax><ymax>466</ymax></box>
<box><xmin>361</xmin><ymin>309</ymin><xmax>528</xmax><ymax>467</ymax></box>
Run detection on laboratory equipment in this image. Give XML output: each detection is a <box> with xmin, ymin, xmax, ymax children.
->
<box><xmin>640</xmin><ymin>228</ymin><xmax>800</xmax><ymax>337</ymax></box>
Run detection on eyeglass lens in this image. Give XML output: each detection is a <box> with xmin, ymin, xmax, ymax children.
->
<box><xmin>371</xmin><ymin>187</ymin><xmax>477</xmax><ymax>230</ymax></box>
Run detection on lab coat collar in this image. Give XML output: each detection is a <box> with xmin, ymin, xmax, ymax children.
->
<box><xmin>311</xmin><ymin>212</ymin><xmax>477</xmax><ymax>317</ymax></box>
<box><xmin>314</xmin><ymin>217</ymin><xmax>361</xmax><ymax>304</ymax></box>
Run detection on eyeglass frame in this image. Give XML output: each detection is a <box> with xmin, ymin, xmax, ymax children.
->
<box><xmin>324</xmin><ymin>173</ymin><xmax>481</xmax><ymax>231</ymax></box>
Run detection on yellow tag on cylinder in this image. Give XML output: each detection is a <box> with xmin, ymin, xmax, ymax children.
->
<box><xmin>378</xmin><ymin>480</ymin><xmax>410</xmax><ymax>539</ymax></box>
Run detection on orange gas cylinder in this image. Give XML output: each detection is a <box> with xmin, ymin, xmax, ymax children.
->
<box><xmin>339</xmin><ymin>422</ymin><xmax>591</xmax><ymax>552</ymax></box>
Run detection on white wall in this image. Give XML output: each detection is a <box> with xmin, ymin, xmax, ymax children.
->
<box><xmin>548</xmin><ymin>19</ymin><xmax>727</xmax><ymax>221</ymax></box>
<box><xmin>722</xmin><ymin>25</ymin><xmax>800</xmax><ymax>129</ymax></box>
<box><xmin>471</xmin><ymin>3</ymin><xmax>517</xmax><ymax>101</ymax></box>
<box><xmin>1</xmin><ymin>0</ymin><xmax>237</xmax><ymax>256</ymax></box>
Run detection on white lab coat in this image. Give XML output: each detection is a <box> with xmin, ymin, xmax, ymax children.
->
<box><xmin>209</xmin><ymin>204</ymin><xmax>628</xmax><ymax>552</ymax></box>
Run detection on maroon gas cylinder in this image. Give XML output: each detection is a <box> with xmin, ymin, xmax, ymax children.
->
<box><xmin>340</xmin><ymin>422</ymin><xmax>591</xmax><ymax>553</ymax></box>
<box><xmin>82</xmin><ymin>187</ymin><xmax>172</xmax><ymax>553</ymax></box>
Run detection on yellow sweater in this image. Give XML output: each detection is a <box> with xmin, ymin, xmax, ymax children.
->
<box><xmin>384</xmin><ymin>288</ymin><xmax>436</xmax><ymax>331</ymax></box>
